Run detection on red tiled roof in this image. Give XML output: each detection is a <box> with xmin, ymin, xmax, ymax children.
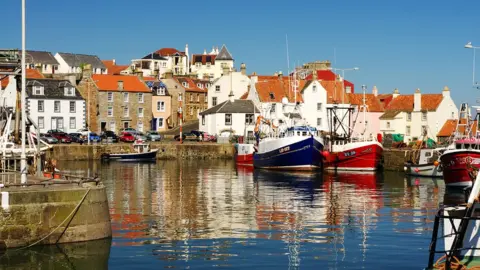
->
<box><xmin>385</xmin><ymin>94</ymin><xmax>443</xmax><ymax>112</ymax></box>
<box><xmin>320</xmin><ymin>81</ymin><xmax>348</xmax><ymax>104</ymax></box>
<box><xmin>377</xmin><ymin>94</ymin><xmax>394</xmax><ymax>108</ymax></box>
<box><xmin>92</xmin><ymin>74</ymin><xmax>150</xmax><ymax>93</ymax></box>
<box><xmin>254</xmin><ymin>78</ymin><xmax>304</xmax><ymax>103</ymax></box>
<box><xmin>155</xmin><ymin>48</ymin><xmax>185</xmax><ymax>57</ymax></box>
<box><xmin>304</xmin><ymin>70</ymin><xmax>355</xmax><ymax>93</ymax></box>
<box><xmin>347</xmin><ymin>93</ymin><xmax>384</xmax><ymax>112</ymax></box>
<box><xmin>437</xmin><ymin>119</ymin><xmax>477</xmax><ymax>137</ymax></box>
<box><xmin>175</xmin><ymin>77</ymin><xmax>208</xmax><ymax>93</ymax></box>
<box><xmin>26</xmin><ymin>69</ymin><xmax>45</xmax><ymax>79</ymax></box>
<box><xmin>102</xmin><ymin>60</ymin><xmax>128</xmax><ymax>75</ymax></box>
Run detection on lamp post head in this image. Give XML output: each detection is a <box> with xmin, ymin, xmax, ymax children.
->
<box><xmin>465</xmin><ymin>42</ymin><xmax>473</xmax><ymax>49</ymax></box>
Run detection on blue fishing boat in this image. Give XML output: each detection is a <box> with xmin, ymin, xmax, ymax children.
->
<box><xmin>253</xmin><ymin>126</ymin><xmax>324</xmax><ymax>171</ymax></box>
<box><xmin>101</xmin><ymin>140</ymin><xmax>158</xmax><ymax>161</ymax></box>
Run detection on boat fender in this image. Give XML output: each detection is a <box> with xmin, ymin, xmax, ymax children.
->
<box><xmin>322</xmin><ymin>151</ymin><xmax>330</xmax><ymax>158</ymax></box>
<box><xmin>403</xmin><ymin>166</ymin><xmax>407</xmax><ymax>171</ymax></box>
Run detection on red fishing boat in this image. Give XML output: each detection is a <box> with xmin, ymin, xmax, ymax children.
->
<box><xmin>439</xmin><ymin>103</ymin><xmax>480</xmax><ymax>187</ymax></box>
<box><xmin>324</xmin><ymin>85</ymin><xmax>383</xmax><ymax>171</ymax></box>
<box><xmin>234</xmin><ymin>143</ymin><xmax>255</xmax><ymax>166</ymax></box>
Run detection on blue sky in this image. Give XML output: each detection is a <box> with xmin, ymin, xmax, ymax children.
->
<box><xmin>2</xmin><ymin>0</ymin><xmax>480</xmax><ymax>105</ymax></box>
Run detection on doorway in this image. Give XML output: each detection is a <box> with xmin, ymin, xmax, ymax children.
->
<box><xmin>101</xmin><ymin>122</ymin><xmax>106</xmax><ymax>132</ymax></box>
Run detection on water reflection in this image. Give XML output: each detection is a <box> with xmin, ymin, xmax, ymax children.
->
<box><xmin>49</xmin><ymin>160</ymin><xmax>446</xmax><ymax>269</ymax></box>
<box><xmin>0</xmin><ymin>238</ymin><xmax>111</xmax><ymax>270</ymax></box>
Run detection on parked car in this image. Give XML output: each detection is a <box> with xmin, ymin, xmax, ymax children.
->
<box><xmin>100</xmin><ymin>130</ymin><xmax>118</xmax><ymax>143</ymax></box>
<box><xmin>119</xmin><ymin>132</ymin><xmax>135</xmax><ymax>142</ymax></box>
<box><xmin>201</xmin><ymin>132</ymin><xmax>217</xmax><ymax>142</ymax></box>
<box><xmin>69</xmin><ymin>133</ymin><xmax>85</xmax><ymax>143</ymax></box>
<box><xmin>40</xmin><ymin>133</ymin><xmax>58</xmax><ymax>144</ymax></box>
<box><xmin>146</xmin><ymin>131</ymin><xmax>162</xmax><ymax>142</ymax></box>
<box><xmin>76</xmin><ymin>128</ymin><xmax>91</xmax><ymax>136</ymax></box>
<box><xmin>47</xmin><ymin>130</ymin><xmax>72</xmax><ymax>143</ymax></box>
<box><xmin>119</xmin><ymin>128</ymin><xmax>138</xmax><ymax>136</ymax></box>
<box><xmin>174</xmin><ymin>131</ymin><xmax>201</xmax><ymax>141</ymax></box>
<box><xmin>88</xmin><ymin>132</ymin><xmax>101</xmax><ymax>142</ymax></box>
<box><xmin>135</xmin><ymin>132</ymin><xmax>148</xmax><ymax>142</ymax></box>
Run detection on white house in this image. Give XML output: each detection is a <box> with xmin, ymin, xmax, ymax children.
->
<box><xmin>19</xmin><ymin>50</ymin><xmax>59</xmax><ymax>75</ymax></box>
<box><xmin>54</xmin><ymin>52</ymin><xmax>107</xmax><ymax>74</ymax></box>
<box><xmin>26</xmin><ymin>78</ymin><xmax>85</xmax><ymax>133</ymax></box>
<box><xmin>379</xmin><ymin>87</ymin><xmax>458</xmax><ymax>142</ymax></box>
<box><xmin>207</xmin><ymin>66</ymin><xmax>249</xmax><ymax>108</ymax></box>
<box><xmin>190</xmin><ymin>45</ymin><xmax>234</xmax><ymax>80</ymax></box>
<box><xmin>132</xmin><ymin>46</ymin><xmax>189</xmax><ymax>78</ymax></box>
<box><xmin>0</xmin><ymin>75</ymin><xmax>17</xmax><ymax>109</ymax></box>
<box><xmin>199</xmin><ymin>96</ymin><xmax>259</xmax><ymax>137</ymax></box>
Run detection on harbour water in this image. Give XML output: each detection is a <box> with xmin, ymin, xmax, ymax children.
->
<box><xmin>1</xmin><ymin>160</ymin><xmax>447</xmax><ymax>269</ymax></box>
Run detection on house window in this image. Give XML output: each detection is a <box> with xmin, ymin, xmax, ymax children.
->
<box><xmin>69</xmin><ymin>117</ymin><xmax>76</xmax><ymax>129</ymax></box>
<box><xmin>57</xmin><ymin>118</ymin><xmax>64</xmax><ymax>129</ymax></box>
<box><xmin>158</xmin><ymin>118</ymin><xmax>164</xmax><ymax>128</ymax></box>
<box><xmin>406</xmin><ymin>126</ymin><xmax>411</xmax><ymax>136</ymax></box>
<box><xmin>197</xmin><ymin>94</ymin><xmax>200</xmax><ymax>102</ymax></box>
<box><xmin>202</xmin><ymin>115</ymin><xmax>205</xmax><ymax>125</ymax></box>
<box><xmin>387</xmin><ymin>122</ymin><xmax>391</xmax><ymax>129</ymax></box>
<box><xmin>65</xmin><ymin>87</ymin><xmax>74</xmax><ymax>96</ymax></box>
<box><xmin>422</xmin><ymin>125</ymin><xmax>427</xmax><ymax>134</ymax></box>
<box><xmin>407</xmin><ymin>112</ymin><xmax>412</xmax><ymax>121</ymax></box>
<box><xmin>225</xmin><ymin>114</ymin><xmax>232</xmax><ymax>125</ymax></box>
<box><xmin>162</xmin><ymin>62</ymin><xmax>166</xmax><ymax>68</ymax></box>
<box><xmin>157</xmin><ymin>101</ymin><xmax>165</xmax><ymax>112</ymax></box>
<box><xmin>109</xmin><ymin>121</ymin><xmax>115</xmax><ymax>131</ymax></box>
<box><xmin>54</xmin><ymin>101</ymin><xmax>60</xmax><ymax>113</ymax></box>
<box><xmin>245</xmin><ymin>114</ymin><xmax>254</xmax><ymax>124</ymax></box>
<box><xmin>451</xmin><ymin>112</ymin><xmax>455</xmax><ymax>118</ymax></box>
<box><xmin>123</xmin><ymin>106</ymin><xmax>129</xmax><ymax>117</ymax></box>
<box><xmin>271</xmin><ymin>103</ymin><xmax>276</xmax><ymax>112</ymax></box>
<box><xmin>207</xmin><ymin>63</ymin><xmax>211</xmax><ymax>68</ymax></box>
<box><xmin>422</xmin><ymin>112</ymin><xmax>427</xmax><ymax>121</ymax></box>
<box><xmin>107</xmin><ymin>106</ymin><xmax>113</xmax><ymax>117</ymax></box>
<box><xmin>206</xmin><ymin>83</ymin><xmax>211</xmax><ymax>88</ymax></box>
<box><xmin>313</xmin><ymin>85</ymin><xmax>317</xmax><ymax>92</ymax></box>
<box><xmin>197</xmin><ymin>83</ymin><xmax>203</xmax><ymax>89</ymax></box>
<box><xmin>138</xmin><ymin>93</ymin><xmax>144</xmax><ymax>103</ymax></box>
<box><xmin>138</xmin><ymin>120</ymin><xmax>143</xmax><ymax>132</ymax></box>
<box><xmin>195</xmin><ymin>63</ymin><xmax>201</xmax><ymax>68</ymax></box>
<box><xmin>182</xmin><ymin>82</ymin><xmax>188</xmax><ymax>87</ymax></box>
<box><xmin>215</xmin><ymin>85</ymin><xmax>220</xmax><ymax>92</ymax></box>
<box><xmin>34</xmin><ymin>86</ymin><xmax>43</xmax><ymax>95</ymax></box>
<box><xmin>123</xmin><ymin>92</ymin><xmax>129</xmax><ymax>102</ymax></box>
<box><xmin>269</xmin><ymin>92</ymin><xmax>275</xmax><ymax>100</ymax></box>
<box><xmin>317</xmin><ymin>118</ymin><xmax>322</xmax><ymax>126</ymax></box>
<box><xmin>38</xmin><ymin>117</ymin><xmax>44</xmax><ymax>129</ymax></box>
<box><xmin>346</xmin><ymin>86</ymin><xmax>352</xmax><ymax>93</ymax></box>
<box><xmin>138</xmin><ymin>108</ymin><xmax>144</xmax><ymax>117</ymax></box>
<box><xmin>189</xmin><ymin>107</ymin><xmax>193</xmax><ymax>115</ymax></box>
<box><xmin>69</xmin><ymin>101</ymin><xmax>75</xmax><ymax>113</ymax></box>
<box><xmin>38</xmin><ymin>100</ymin><xmax>44</xmax><ymax>112</ymax></box>
<box><xmin>317</xmin><ymin>103</ymin><xmax>322</xmax><ymax>111</ymax></box>
<box><xmin>190</xmin><ymin>94</ymin><xmax>193</xmax><ymax>102</ymax></box>
<box><xmin>107</xmin><ymin>92</ymin><xmax>113</xmax><ymax>102</ymax></box>
<box><xmin>212</xmin><ymin>97</ymin><xmax>217</xmax><ymax>106</ymax></box>
<box><xmin>157</xmin><ymin>87</ymin><xmax>165</xmax><ymax>95</ymax></box>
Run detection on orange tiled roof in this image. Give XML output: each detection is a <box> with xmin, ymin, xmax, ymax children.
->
<box><xmin>92</xmin><ymin>74</ymin><xmax>150</xmax><ymax>93</ymax></box>
<box><xmin>0</xmin><ymin>77</ymin><xmax>8</xmax><ymax>90</ymax></box>
<box><xmin>377</xmin><ymin>94</ymin><xmax>394</xmax><ymax>108</ymax></box>
<box><xmin>240</xmin><ymin>91</ymin><xmax>249</xmax><ymax>99</ymax></box>
<box><xmin>347</xmin><ymin>93</ymin><xmax>384</xmax><ymax>112</ymax></box>
<box><xmin>26</xmin><ymin>69</ymin><xmax>45</xmax><ymax>79</ymax></box>
<box><xmin>254</xmin><ymin>77</ymin><xmax>304</xmax><ymax>103</ymax></box>
<box><xmin>320</xmin><ymin>81</ymin><xmax>348</xmax><ymax>104</ymax></box>
<box><xmin>143</xmin><ymin>77</ymin><xmax>157</xmax><ymax>81</ymax></box>
<box><xmin>155</xmin><ymin>48</ymin><xmax>185</xmax><ymax>57</ymax></box>
<box><xmin>385</xmin><ymin>94</ymin><xmax>443</xmax><ymax>112</ymax></box>
<box><xmin>437</xmin><ymin>119</ymin><xmax>477</xmax><ymax>137</ymax></box>
<box><xmin>102</xmin><ymin>60</ymin><xmax>128</xmax><ymax>75</ymax></box>
<box><xmin>175</xmin><ymin>77</ymin><xmax>208</xmax><ymax>93</ymax></box>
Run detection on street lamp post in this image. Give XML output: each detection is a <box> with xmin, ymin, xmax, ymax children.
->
<box><xmin>465</xmin><ymin>42</ymin><xmax>480</xmax><ymax>87</ymax></box>
<box><xmin>20</xmin><ymin>0</ymin><xmax>27</xmax><ymax>184</ymax></box>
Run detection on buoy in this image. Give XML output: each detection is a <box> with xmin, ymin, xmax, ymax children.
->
<box><xmin>415</xmin><ymin>179</ymin><xmax>420</xmax><ymax>185</ymax></box>
<box><xmin>433</xmin><ymin>160</ymin><xmax>439</xmax><ymax>167</ymax></box>
<box><xmin>322</xmin><ymin>151</ymin><xmax>330</xmax><ymax>158</ymax></box>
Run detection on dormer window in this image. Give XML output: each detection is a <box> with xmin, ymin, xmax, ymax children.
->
<box><xmin>206</xmin><ymin>63</ymin><xmax>211</xmax><ymax>68</ymax></box>
<box><xmin>269</xmin><ymin>92</ymin><xmax>275</xmax><ymax>100</ymax></box>
<box><xmin>64</xmin><ymin>87</ymin><xmax>75</xmax><ymax>97</ymax></box>
<box><xmin>206</xmin><ymin>83</ymin><xmax>211</xmax><ymax>88</ymax></box>
<box><xmin>196</xmin><ymin>63</ymin><xmax>201</xmax><ymax>68</ymax></box>
<box><xmin>157</xmin><ymin>87</ymin><xmax>166</xmax><ymax>96</ymax></box>
<box><xmin>182</xmin><ymin>82</ymin><xmax>188</xmax><ymax>88</ymax></box>
<box><xmin>197</xmin><ymin>83</ymin><xmax>203</xmax><ymax>89</ymax></box>
<box><xmin>33</xmin><ymin>86</ymin><xmax>44</xmax><ymax>95</ymax></box>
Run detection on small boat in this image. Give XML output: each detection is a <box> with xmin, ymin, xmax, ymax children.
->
<box><xmin>101</xmin><ymin>140</ymin><xmax>158</xmax><ymax>161</ymax></box>
<box><xmin>405</xmin><ymin>148</ymin><xmax>444</xmax><ymax>178</ymax></box>
<box><xmin>234</xmin><ymin>143</ymin><xmax>255</xmax><ymax>166</ymax></box>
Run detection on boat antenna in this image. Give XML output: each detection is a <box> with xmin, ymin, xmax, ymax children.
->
<box><xmin>286</xmin><ymin>34</ymin><xmax>291</xmax><ymax>98</ymax></box>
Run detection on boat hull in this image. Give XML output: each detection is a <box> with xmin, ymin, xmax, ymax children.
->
<box><xmin>439</xmin><ymin>150</ymin><xmax>480</xmax><ymax>187</ymax></box>
<box><xmin>235</xmin><ymin>144</ymin><xmax>255</xmax><ymax>166</ymax></box>
<box><xmin>443</xmin><ymin>206</ymin><xmax>480</xmax><ymax>257</ymax></box>
<box><xmin>253</xmin><ymin>136</ymin><xmax>323</xmax><ymax>171</ymax></box>
<box><xmin>102</xmin><ymin>149</ymin><xmax>158</xmax><ymax>161</ymax></box>
<box><xmin>325</xmin><ymin>142</ymin><xmax>383</xmax><ymax>171</ymax></box>
<box><xmin>404</xmin><ymin>163</ymin><xmax>443</xmax><ymax>177</ymax></box>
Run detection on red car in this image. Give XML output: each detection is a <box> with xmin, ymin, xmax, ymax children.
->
<box><xmin>47</xmin><ymin>130</ymin><xmax>72</xmax><ymax>143</ymax></box>
<box><xmin>119</xmin><ymin>132</ymin><xmax>135</xmax><ymax>142</ymax></box>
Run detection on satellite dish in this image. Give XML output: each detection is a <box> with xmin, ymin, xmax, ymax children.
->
<box><xmin>282</xmin><ymin>97</ymin><xmax>289</xmax><ymax>105</ymax></box>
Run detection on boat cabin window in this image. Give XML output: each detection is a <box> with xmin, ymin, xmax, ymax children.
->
<box><xmin>456</xmin><ymin>144</ymin><xmax>462</xmax><ymax>149</ymax></box>
<box><xmin>424</xmin><ymin>152</ymin><xmax>432</xmax><ymax>157</ymax></box>
<box><xmin>302</xmin><ymin>131</ymin><xmax>307</xmax><ymax>136</ymax></box>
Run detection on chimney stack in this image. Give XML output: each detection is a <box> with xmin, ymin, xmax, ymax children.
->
<box><xmin>372</xmin><ymin>86</ymin><xmax>378</xmax><ymax>96</ymax></box>
<box><xmin>312</xmin><ymin>70</ymin><xmax>318</xmax><ymax>80</ymax></box>
<box><xmin>117</xmin><ymin>80</ymin><xmax>124</xmax><ymax>90</ymax></box>
<box><xmin>278</xmin><ymin>71</ymin><xmax>283</xmax><ymax>79</ymax></box>
<box><xmin>414</xmin><ymin>88</ymin><xmax>421</xmax><ymax>112</ymax></box>
<box><xmin>82</xmin><ymin>64</ymin><xmax>92</xmax><ymax>81</ymax></box>
<box><xmin>240</xmin><ymin>63</ymin><xmax>246</xmax><ymax>75</ymax></box>
<box><xmin>393</xmin><ymin>88</ymin><xmax>400</xmax><ymax>99</ymax></box>
<box><xmin>164</xmin><ymin>69</ymin><xmax>173</xmax><ymax>79</ymax></box>
<box><xmin>442</xmin><ymin>85</ymin><xmax>450</xmax><ymax>98</ymax></box>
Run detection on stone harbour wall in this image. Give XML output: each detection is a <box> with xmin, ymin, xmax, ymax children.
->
<box><xmin>383</xmin><ymin>149</ymin><xmax>408</xmax><ymax>172</ymax></box>
<box><xmin>46</xmin><ymin>143</ymin><xmax>235</xmax><ymax>161</ymax></box>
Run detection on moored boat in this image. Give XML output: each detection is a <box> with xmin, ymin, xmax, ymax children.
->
<box><xmin>101</xmin><ymin>140</ymin><xmax>158</xmax><ymax>161</ymax></box>
<box><xmin>404</xmin><ymin>148</ymin><xmax>444</xmax><ymax>178</ymax></box>
<box><xmin>234</xmin><ymin>143</ymin><xmax>255</xmax><ymax>166</ymax></box>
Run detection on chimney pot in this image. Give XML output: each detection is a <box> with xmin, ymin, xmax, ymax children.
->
<box><xmin>117</xmin><ymin>80</ymin><xmax>124</xmax><ymax>90</ymax></box>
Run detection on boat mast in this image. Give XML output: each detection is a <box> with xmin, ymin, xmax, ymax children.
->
<box><xmin>362</xmin><ymin>85</ymin><xmax>367</xmax><ymax>140</ymax></box>
<box><xmin>20</xmin><ymin>0</ymin><xmax>27</xmax><ymax>184</ymax></box>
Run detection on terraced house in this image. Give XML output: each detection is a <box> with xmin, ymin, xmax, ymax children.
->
<box><xmin>78</xmin><ymin>65</ymin><xmax>152</xmax><ymax>133</ymax></box>
<box><xmin>19</xmin><ymin>50</ymin><xmax>59</xmax><ymax>75</ymax></box>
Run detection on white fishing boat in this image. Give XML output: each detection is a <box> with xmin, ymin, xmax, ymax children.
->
<box><xmin>404</xmin><ymin>148</ymin><xmax>444</xmax><ymax>178</ymax></box>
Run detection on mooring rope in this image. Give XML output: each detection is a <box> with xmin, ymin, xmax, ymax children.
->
<box><xmin>433</xmin><ymin>254</ymin><xmax>480</xmax><ymax>270</ymax></box>
<box><xmin>14</xmin><ymin>188</ymin><xmax>91</xmax><ymax>250</ymax></box>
